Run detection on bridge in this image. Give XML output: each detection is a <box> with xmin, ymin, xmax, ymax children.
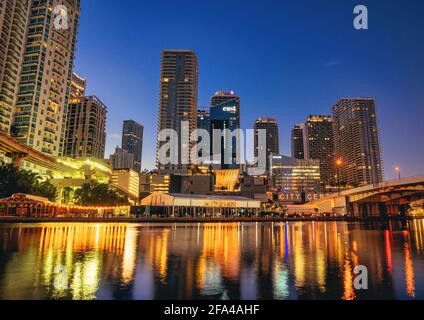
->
<box><xmin>0</xmin><ymin>131</ymin><xmax>73</xmax><ymax>174</ymax></box>
<box><xmin>310</xmin><ymin>175</ymin><xmax>424</xmax><ymax>217</ymax></box>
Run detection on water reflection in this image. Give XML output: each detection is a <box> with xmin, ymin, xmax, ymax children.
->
<box><xmin>0</xmin><ymin>220</ymin><xmax>423</xmax><ymax>300</ymax></box>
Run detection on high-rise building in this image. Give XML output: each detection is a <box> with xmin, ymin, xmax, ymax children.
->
<box><xmin>197</xmin><ymin>107</ymin><xmax>210</xmax><ymax>133</ymax></box>
<box><xmin>156</xmin><ymin>50</ymin><xmax>198</xmax><ymax>174</ymax></box>
<box><xmin>196</xmin><ymin>107</ymin><xmax>210</xmax><ymax>162</ymax></box>
<box><xmin>0</xmin><ymin>0</ymin><xmax>31</xmax><ymax>133</ymax></box>
<box><xmin>303</xmin><ymin>115</ymin><xmax>334</xmax><ymax>186</ymax></box>
<box><xmin>254</xmin><ymin>117</ymin><xmax>280</xmax><ymax>171</ymax></box>
<box><xmin>110</xmin><ymin>146</ymin><xmax>134</xmax><ymax>170</ymax></box>
<box><xmin>270</xmin><ymin>154</ymin><xmax>321</xmax><ymax>194</ymax></box>
<box><xmin>291</xmin><ymin>124</ymin><xmax>305</xmax><ymax>160</ymax></box>
<box><xmin>332</xmin><ymin>98</ymin><xmax>383</xmax><ymax>186</ymax></box>
<box><xmin>64</xmin><ymin>96</ymin><xmax>107</xmax><ymax>159</ymax></box>
<box><xmin>210</xmin><ymin>91</ymin><xmax>240</xmax><ymax>169</ymax></box>
<box><xmin>11</xmin><ymin>0</ymin><xmax>81</xmax><ymax>157</ymax></box>
<box><xmin>70</xmin><ymin>72</ymin><xmax>86</xmax><ymax>99</ymax></box>
<box><xmin>122</xmin><ymin>120</ymin><xmax>143</xmax><ymax>173</ymax></box>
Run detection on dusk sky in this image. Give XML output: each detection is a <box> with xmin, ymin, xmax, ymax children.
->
<box><xmin>74</xmin><ymin>0</ymin><xmax>424</xmax><ymax>179</ymax></box>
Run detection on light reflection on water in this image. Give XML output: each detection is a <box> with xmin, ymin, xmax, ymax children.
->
<box><xmin>0</xmin><ymin>221</ymin><xmax>423</xmax><ymax>300</ymax></box>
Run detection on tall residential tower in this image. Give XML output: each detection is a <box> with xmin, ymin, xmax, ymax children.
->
<box><xmin>303</xmin><ymin>115</ymin><xmax>334</xmax><ymax>187</ymax></box>
<box><xmin>64</xmin><ymin>96</ymin><xmax>107</xmax><ymax>159</ymax></box>
<box><xmin>156</xmin><ymin>50</ymin><xmax>198</xmax><ymax>174</ymax></box>
<box><xmin>0</xmin><ymin>0</ymin><xmax>31</xmax><ymax>133</ymax></box>
<box><xmin>12</xmin><ymin>0</ymin><xmax>81</xmax><ymax>157</ymax></box>
<box><xmin>332</xmin><ymin>98</ymin><xmax>383</xmax><ymax>186</ymax></box>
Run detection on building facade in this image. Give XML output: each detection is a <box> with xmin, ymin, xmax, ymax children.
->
<box><xmin>111</xmin><ymin>168</ymin><xmax>140</xmax><ymax>202</ymax></box>
<box><xmin>270</xmin><ymin>154</ymin><xmax>321</xmax><ymax>194</ymax></box>
<box><xmin>110</xmin><ymin>146</ymin><xmax>134</xmax><ymax>170</ymax></box>
<box><xmin>70</xmin><ymin>72</ymin><xmax>86</xmax><ymax>99</ymax></box>
<box><xmin>11</xmin><ymin>0</ymin><xmax>81</xmax><ymax>158</ymax></box>
<box><xmin>197</xmin><ymin>107</ymin><xmax>210</xmax><ymax>132</ymax></box>
<box><xmin>210</xmin><ymin>91</ymin><xmax>241</xmax><ymax>169</ymax></box>
<box><xmin>332</xmin><ymin>98</ymin><xmax>383</xmax><ymax>186</ymax></box>
<box><xmin>254</xmin><ymin>117</ymin><xmax>279</xmax><ymax>171</ymax></box>
<box><xmin>303</xmin><ymin>115</ymin><xmax>334</xmax><ymax>187</ymax></box>
<box><xmin>291</xmin><ymin>124</ymin><xmax>305</xmax><ymax>160</ymax></box>
<box><xmin>122</xmin><ymin>120</ymin><xmax>143</xmax><ymax>173</ymax></box>
<box><xmin>156</xmin><ymin>50</ymin><xmax>198</xmax><ymax>174</ymax></box>
<box><xmin>64</xmin><ymin>96</ymin><xmax>107</xmax><ymax>159</ymax></box>
<box><xmin>0</xmin><ymin>0</ymin><xmax>31</xmax><ymax>134</ymax></box>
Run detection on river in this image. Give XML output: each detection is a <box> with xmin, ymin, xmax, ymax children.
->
<box><xmin>0</xmin><ymin>221</ymin><xmax>423</xmax><ymax>300</ymax></box>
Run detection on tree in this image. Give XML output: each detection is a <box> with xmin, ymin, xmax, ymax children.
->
<box><xmin>0</xmin><ymin>163</ymin><xmax>57</xmax><ymax>201</ymax></box>
<box><xmin>73</xmin><ymin>182</ymin><xmax>129</xmax><ymax>206</ymax></box>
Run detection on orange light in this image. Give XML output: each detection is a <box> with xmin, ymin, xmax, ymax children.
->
<box><xmin>336</xmin><ymin>159</ymin><xmax>342</xmax><ymax>166</ymax></box>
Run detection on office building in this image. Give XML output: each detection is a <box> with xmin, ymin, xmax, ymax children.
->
<box><xmin>291</xmin><ymin>124</ymin><xmax>305</xmax><ymax>160</ymax></box>
<box><xmin>0</xmin><ymin>0</ymin><xmax>31</xmax><ymax>134</ymax></box>
<box><xmin>270</xmin><ymin>154</ymin><xmax>321</xmax><ymax>194</ymax></box>
<box><xmin>156</xmin><ymin>50</ymin><xmax>198</xmax><ymax>174</ymax></box>
<box><xmin>12</xmin><ymin>0</ymin><xmax>81</xmax><ymax>157</ymax></box>
<box><xmin>110</xmin><ymin>147</ymin><xmax>134</xmax><ymax>170</ymax></box>
<box><xmin>210</xmin><ymin>91</ymin><xmax>241</xmax><ymax>169</ymax></box>
<box><xmin>254</xmin><ymin>117</ymin><xmax>280</xmax><ymax>170</ymax></box>
<box><xmin>332</xmin><ymin>98</ymin><xmax>383</xmax><ymax>186</ymax></box>
<box><xmin>111</xmin><ymin>169</ymin><xmax>140</xmax><ymax>201</ymax></box>
<box><xmin>303</xmin><ymin>115</ymin><xmax>334</xmax><ymax>186</ymax></box>
<box><xmin>64</xmin><ymin>96</ymin><xmax>107</xmax><ymax>159</ymax></box>
<box><xmin>197</xmin><ymin>107</ymin><xmax>210</xmax><ymax>132</ymax></box>
<box><xmin>122</xmin><ymin>120</ymin><xmax>143</xmax><ymax>172</ymax></box>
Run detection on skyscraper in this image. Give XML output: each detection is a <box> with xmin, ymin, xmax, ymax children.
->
<box><xmin>122</xmin><ymin>120</ymin><xmax>144</xmax><ymax>173</ymax></box>
<box><xmin>197</xmin><ymin>107</ymin><xmax>210</xmax><ymax>133</ymax></box>
<box><xmin>303</xmin><ymin>115</ymin><xmax>334</xmax><ymax>187</ymax></box>
<box><xmin>210</xmin><ymin>91</ymin><xmax>240</xmax><ymax>169</ymax></box>
<box><xmin>156</xmin><ymin>50</ymin><xmax>198</xmax><ymax>173</ymax></box>
<box><xmin>70</xmin><ymin>72</ymin><xmax>86</xmax><ymax>99</ymax></box>
<box><xmin>64</xmin><ymin>96</ymin><xmax>107</xmax><ymax>159</ymax></box>
<box><xmin>0</xmin><ymin>0</ymin><xmax>31</xmax><ymax>133</ymax></box>
<box><xmin>332</xmin><ymin>98</ymin><xmax>383</xmax><ymax>186</ymax></box>
<box><xmin>11</xmin><ymin>0</ymin><xmax>81</xmax><ymax>157</ymax></box>
<box><xmin>291</xmin><ymin>124</ymin><xmax>305</xmax><ymax>160</ymax></box>
<box><xmin>254</xmin><ymin>117</ymin><xmax>280</xmax><ymax>171</ymax></box>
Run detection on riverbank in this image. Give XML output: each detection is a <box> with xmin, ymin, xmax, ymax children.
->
<box><xmin>0</xmin><ymin>215</ymin><xmax>421</xmax><ymax>224</ymax></box>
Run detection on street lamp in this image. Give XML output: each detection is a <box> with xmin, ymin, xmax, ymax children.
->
<box><xmin>336</xmin><ymin>159</ymin><xmax>342</xmax><ymax>194</ymax></box>
<box><xmin>395</xmin><ymin>166</ymin><xmax>401</xmax><ymax>180</ymax></box>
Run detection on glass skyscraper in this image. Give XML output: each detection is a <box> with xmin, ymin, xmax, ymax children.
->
<box><xmin>210</xmin><ymin>91</ymin><xmax>240</xmax><ymax>170</ymax></box>
<box><xmin>122</xmin><ymin>120</ymin><xmax>144</xmax><ymax>173</ymax></box>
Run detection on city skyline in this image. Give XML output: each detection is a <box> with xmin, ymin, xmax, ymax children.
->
<box><xmin>71</xmin><ymin>0</ymin><xmax>423</xmax><ymax>178</ymax></box>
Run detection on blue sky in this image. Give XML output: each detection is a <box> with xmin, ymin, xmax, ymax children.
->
<box><xmin>74</xmin><ymin>0</ymin><xmax>424</xmax><ymax>179</ymax></box>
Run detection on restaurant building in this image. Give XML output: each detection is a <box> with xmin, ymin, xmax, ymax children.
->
<box><xmin>140</xmin><ymin>193</ymin><xmax>261</xmax><ymax>217</ymax></box>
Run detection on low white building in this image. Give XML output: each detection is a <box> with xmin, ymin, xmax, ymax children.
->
<box><xmin>140</xmin><ymin>192</ymin><xmax>261</xmax><ymax>217</ymax></box>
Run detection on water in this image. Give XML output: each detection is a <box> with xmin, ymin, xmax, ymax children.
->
<box><xmin>0</xmin><ymin>221</ymin><xmax>423</xmax><ymax>300</ymax></box>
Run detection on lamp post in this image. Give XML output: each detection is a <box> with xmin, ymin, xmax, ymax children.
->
<box><xmin>395</xmin><ymin>166</ymin><xmax>401</xmax><ymax>180</ymax></box>
<box><xmin>336</xmin><ymin>159</ymin><xmax>342</xmax><ymax>194</ymax></box>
